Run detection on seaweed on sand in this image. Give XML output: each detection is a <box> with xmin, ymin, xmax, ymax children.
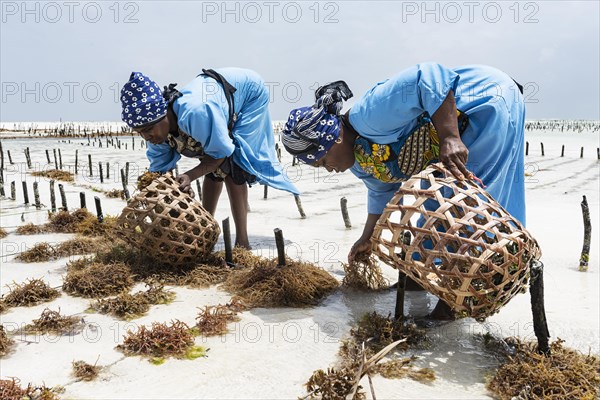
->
<box><xmin>2</xmin><ymin>278</ymin><xmax>60</xmax><ymax>307</ymax></box>
<box><xmin>62</xmin><ymin>262</ymin><xmax>134</xmax><ymax>298</ymax></box>
<box><xmin>487</xmin><ymin>338</ymin><xmax>600</xmax><ymax>400</ymax></box>
<box><xmin>72</xmin><ymin>359</ymin><xmax>101</xmax><ymax>381</ymax></box>
<box><xmin>93</xmin><ymin>282</ymin><xmax>175</xmax><ymax>320</ymax></box>
<box><xmin>0</xmin><ymin>325</ymin><xmax>15</xmax><ymax>357</ymax></box>
<box><xmin>30</xmin><ymin>169</ymin><xmax>74</xmax><ymax>182</ymax></box>
<box><xmin>21</xmin><ymin>308</ymin><xmax>84</xmax><ymax>335</ymax></box>
<box><xmin>195</xmin><ymin>299</ymin><xmax>246</xmax><ymax>336</ymax></box>
<box><xmin>223</xmin><ymin>258</ymin><xmax>339</xmax><ymax>308</ymax></box>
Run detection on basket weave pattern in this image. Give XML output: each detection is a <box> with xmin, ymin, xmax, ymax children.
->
<box><xmin>372</xmin><ymin>164</ymin><xmax>541</xmax><ymax>319</ymax></box>
<box><xmin>117</xmin><ymin>174</ymin><xmax>220</xmax><ymax>265</ymax></box>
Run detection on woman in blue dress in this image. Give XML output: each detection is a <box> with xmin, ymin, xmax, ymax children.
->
<box><xmin>120</xmin><ymin>68</ymin><xmax>299</xmax><ymax>249</ymax></box>
<box><xmin>281</xmin><ymin>63</ymin><xmax>526</xmax><ymax>318</ymax></box>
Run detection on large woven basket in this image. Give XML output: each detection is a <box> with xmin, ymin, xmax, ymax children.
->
<box><xmin>116</xmin><ymin>173</ymin><xmax>220</xmax><ymax>265</ymax></box>
<box><xmin>372</xmin><ymin>163</ymin><xmax>541</xmax><ymax>319</ymax></box>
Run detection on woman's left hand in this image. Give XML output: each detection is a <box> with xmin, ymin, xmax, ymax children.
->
<box><xmin>439</xmin><ymin>136</ymin><xmax>470</xmax><ymax>180</ymax></box>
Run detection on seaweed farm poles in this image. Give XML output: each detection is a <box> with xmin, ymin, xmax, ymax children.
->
<box><xmin>22</xmin><ymin>181</ymin><xmax>29</xmax><ymax>205</ymax></box>
<box><xmin>106</xmin><ymin>162</ymin><xmax>110</xmax><ymax>179</ymax></box>
<box><xmin>58</xmin><ymin>149</ymin><xmax>63</xmax><ymax>169</ymax></box>
<box><xmin>579</xmin><ymin>195</ymin><xmax>591</xmax><ymax>272</ymax></box>
<box><xmin>223</xmin><ymin>217</ymin><xmax>234</xmax><ymax>267</ymax></box>
<box><xmin>529</xmin><ymin>260</ymin><xmax>550</xmax><ymax>355</ymax></box>
<box><xmin>58</xmin><ymin>184</ymin><xmax>68</xmax><ymax>211</ymax></box>
<box><xmin>7</xmin><ymin>150</ymin><xmax>13</xmax><ymax>165</ymax></box>
<box><xmin>10</xmin><ymin>181</ymin><xmax>16</xmax><ymax>200</ymax></box>
<box><xmin>196</xmin><ymin>179</ymin><xmax>202</xmax><ymax>202</ymax></box>
<box><xmin>80</xmin><ymin>192</ymin><xmax>86</xmax><ymax>209</ymax></box>
<box><xmin>294</xmin><ymin>195</ymin><xmax>306</xmax><ymax>219</ymax></box>
<box><xmin>33</xmin><ymin>182</ymin><xmax>41</xmax><ymax>209</ymax></box>
<box><xmin>340</xmin><ymin>197</ymin><xmax>352</xmax><ymax>229</ymax></box>
<box><xmin>395</xmin><ymin>231</ymin><xmax>411</xmax><ymax>320</ymax></box>
<box><xmin>46</xmin><ymin>149</ymin><xmax>51</xmax><ymax>164</ymax></box>
<box><xmin>53</xmin><ymin>149</ymin><xmax>58</xmax><ymax>169</ymax></box>
<box><xmin>88</xmin><ymin>154</ymin><xmax>93</xmax><ymax>177</ymax></box>
<box><xmin>580</xmin><ymin>147</ymin><xmax>584</xmax><ymax>158</ymax></box>
<box><xmin>274</xmin><ymin>228</ymin><xmax>286</xmax><ymax>267</ymax></box>
<box><xmin>120</xmin><ymin>169</ymin><xmax>130</xmax><ymax>200</ymax></box>
<box><xmin>25</xmin><ymin>148</ymin><xmax>32</xmax><ymax>169</ymax></box>
<box><xmin>540</xmin><ymin>142</ymin><xmax>545</xmax><ymax>156</ymax></box>
<box><xmin>263</xmin><ymin>185</ymin><xmax>268</xmax><ymax>199</ymax></box>
<box><xmin>49</xmin><ymin>180</ymin><xmax>56</xmax><ymax>212</ymax></box>
<box><xmin>99</xmin><ymin>163</ymin><xmax>104</xmax><ymax>183</ymax></box>
<box><xmin>94</xmin><ymin>196</ymin><xmax>103</xmax><ymax>223</ymax></box>
<box><xmin>525</xmin><ymin>141</ymin><xmax>529</xmax><ymax>156</ymax></box>
<box><xmin>75</xmin><ymin>150</ymin><xmax>78</xmax><ymax>175</ymax></box>
<box><xmin>125</xmin><ymin>162</ymin><xmax>130</xmax><ymax>185</ymax></box>
<box><xmin>561</xmin><ymin>145</ymin><xmax>565</xmax><ymax>157</ymax></box>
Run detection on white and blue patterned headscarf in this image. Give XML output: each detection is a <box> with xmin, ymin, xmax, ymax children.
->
<box><xmin>120</xmin><ymin>72</ymin><xmax>167</xmax><ymax>128</ymax></box>
<box><xmin>281</xmin><ymin>82</ymin><xmax>352</xmax><ymax>163</ymax></box>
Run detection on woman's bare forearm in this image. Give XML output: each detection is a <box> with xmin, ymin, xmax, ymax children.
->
<box><xmin>360</xmin><ymin>213</ymin><xmax>381</xmax><ymax>241</ymax></box>
<box><xmin>184</xmin><ymin>156</ymin><xmax>225</xmax><ymax>181</ymax></box>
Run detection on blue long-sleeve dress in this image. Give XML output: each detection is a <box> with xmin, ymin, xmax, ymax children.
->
<box><xmin>145</xmin><ymin>67</ymin><xmax>299</xmax><ymax>195</ymax></box>
<box><xmin>348</xmin><ymin>63</ymin><xmax>526</xmax><ymax>225</ymax></box>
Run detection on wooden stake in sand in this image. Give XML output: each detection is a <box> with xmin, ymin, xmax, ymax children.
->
<box><xmin>125</xmin><ymin>162</ymin><xmax>130</xmax><ymax>185</ymax></box>
<box><xmin>580</xmin><ymin>147</ymin><xmax>584</xmax><ymax>158</ymax></box>
<box><xmin>58</xmin><ymin>149</ymin><xmax>63</xmax><ymax>169</ymax></box>
<box><xmin>294</xmin><ymin>195</ymin><xmax>306</xmax><ymax>219</ymax></box>
<box><xmin>58</xmin><ymin>184</ymin><xmax>68</xmax><ymax>211</ymax></box>
<box><xmin>94</xmin><ymin>196</ymin><xmax>103</xmax><ymax>223</ymax></box>
<box><xmin>222</xmin><ymin>217</ymin><xmax>234</xmax><ymax>267</ymax></box>
<box><xmin>49</xmin><ymin>180</ymin><xmax>56</xmax><ymax>212</ymax></box>
<box><xmin>540</xmin><ymin>142</ymin><xmax>545</xmax><ymax>156</ymax></box>
<box><xmin>75</xmin><ymin>150</ymin><xmax>78</xmax><ymax>175</ymax></box>
<box><xmin>88</xmin><ymin>154</ymin><xmax>93</xmax><ymax>177</ymax></box>
<box><xmin>53</xmin><ymin>149</ymin><xmax>58</xmax><ymax>169</ymax></box>
<box><xmin>22</xmin><ymin>181</ymin><xmax>29</xmax><ymax>205</ymax></box>
<box><xmin>394</xmin><ymin>231</ymin><xmax>411</xmax><ymax>320</ymax></box>
<box><xmin>120</xmin><ymin>169</ymin><xmax>130</xmax><ymax>200</ymax></box>
<box><xmin>263</xmin><ymin>184</ymin><xmax>268</xmax><ymax>199</ymax></box>
<box><xmin>7</xmin><ymin>150</ymin><xmax>13</xmax><ymax>164</ymax></box>
<box><xmin>10</xmin><ymin>181</ymin><xmax>15</xmax><ymax>200</ymax></box>
<box><xmin>80</xmin><ymin>192</ymin><xmax>86</xmax><ymax>209</ymax></box>
<box><xmin>33</xmin><ymin>182</ymin><xmax>41</xmax><ymax>209</ymax></box>
<box><xmin>46</xmin><ymin>149</ymin><xmax>51</xmax><ymax>164</ymax></box>
<box><xmin>561</xmin><ymin>145</ymin><xmax>565</xmax><ymax>157</ymax></box>
<box><xmin>106</xmin><ymin>162</ymin><xmax>110</xmax><ymax>179</ymax></box>
<box><xmin>99</xmin><ymin>162</ymin><xmax>104</xmax><ymax>183</ymax></box>
<box><xmin>525</xmin><ymin>141</ymin><xmax>529</xmax><ymax>156</ymax></box>
<box><xmin>340</xmin><ymin>197</ymin><xmax>352</xmax><ymax>228</ymax></box>
<box><xmin>274</xmin><ymin>228</ymin><xmax>286</xmax><ymax>267</ymax></box>
<box><xmin>579</xmin><ymin>195</ymin><xmax>591</xmax><ymax>272</ymax></box>
<box><xmin>530</xmin><ymin>260</ymin><xmax>550</xmax><ymax>355</ymax></box>
<box><xmin>25</xmin><ymin>148</ymin><xmax>32</xmax><ymax>169</ymax></box>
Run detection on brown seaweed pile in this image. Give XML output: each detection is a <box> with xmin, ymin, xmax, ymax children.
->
<box><xmin>72</xmin><ymin>359</ymin><xmax>101</xmax><ymax>381</ymax></box>
<box><xmin>304</xmin><ymin>312</ymin><xmax>431</xmax><ymax>399</ymax></box>
<box><xmin>0</xmin><ymin>227</ymin><xmax>8</xmax><ymax>238</ymax></box>
<box><xmin>63</xmin><ymin>261</ymin><xmax>134</xmax><ymax>298</ymax></box>
<box><xmin>105</xmin><ymin>189</ymin><xmax>125</xmax><ymax>199</ymax></box>
<box><xmin>487</xmin><ymin>338</ymin><xmax>600</xmax><ymax>399</ymax></box>
<box><xmin>0</xmin><ymin>325</ymin><xmax>15</xmax><ymax>357</ymax></box>
<box><xmin>17</xmin><ymin>237</ymin><xmax>105</xmax><ymax>262</ymax></box>
<box><xmin>21</xmin><ymin>308</ymin><xmax>84</xmax><ymax>335</ymax></box>
<box><xmin>46</xmin><ymin>209</ymin><xmax>91</xmax><ymax>233</ymax></box>
<box><xmin>93</xmin><ymin>282</ymin><xmax>175</xmax><ymax>320</ymax></box>
<box><xmin>195</xmin><ymin>299</ymin><xmax>246</xmax><ymax>336</ymax></box>
<box><xmin>223</xmin><ymin>258</ymin><xmax>339</xmax><ymax>308</ymax></box>
<box><xmin>31</xmin><ymin>169</ymin><xmax>74</xmax><ymax>182</ymax></box>
<box><xmin>2</xmin><ymin>278</ymin><xmax>60</xmax><ymax>307</ymax></box>
<box><xmin>0</xmin><ymin>377</ymin><xmax>62</xmax><ymax>400</ymax></box>
<box><xmin>342</xmin><ymin>254</ymin><xmax>389</xmax><ymax>291</ymax></box>
<box><xmin>16</xmin><ymin>223</ymin><xmax>44</xmax><ymax>235</ymax></box>
<box><xmin>117</xmin><ymin>320</ymin><xmax>197</xmax><ymax>359</ymax></box>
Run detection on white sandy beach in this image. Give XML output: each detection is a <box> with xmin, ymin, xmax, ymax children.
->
<box><xmin>0</xmin><ymin>126</ymin><xmax>598</xmax><ymax>399</ymax></box>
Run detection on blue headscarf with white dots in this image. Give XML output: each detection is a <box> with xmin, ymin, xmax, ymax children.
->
<box><xmin>120</xmin><ymin>72</ymin><xmax>167</xmax><ymax>128</ymax></box>
<box><xmin>281</xmin><ymin>93</ymin><xmax>342</xmax><ymax>163</ymax></box>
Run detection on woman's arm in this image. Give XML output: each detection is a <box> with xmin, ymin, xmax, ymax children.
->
<box><xmin>431</xmin><ymin>89</ymin><xmax>470</xmax><ymax>180</ymax></box>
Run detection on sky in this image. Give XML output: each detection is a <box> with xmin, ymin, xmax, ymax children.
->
<box><xmin>1</xmin><ymin>0</ymin><xmax>599</xmax><ymax>121</ymax></box>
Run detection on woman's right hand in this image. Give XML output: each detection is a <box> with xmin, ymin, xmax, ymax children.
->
<box><xmin>348</xmin><ymin>237</ymin><xmax>372</xmax><ymax>264</ymax></box>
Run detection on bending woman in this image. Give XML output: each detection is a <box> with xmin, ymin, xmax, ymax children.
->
<box><xmin>281</xmin><ymin>63</ymin><xmax>526</xmax><ymax>316</ymax></box>
<box><xmin>121</xmin><ymin>68</ymin><xmax>299</xmax><ymax>249</ymax></box>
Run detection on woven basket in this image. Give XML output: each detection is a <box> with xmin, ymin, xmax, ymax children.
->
<box><xmin>372</xmin><ymin>163</ymin><xmax>541</xmax><ymax>319</ymax></box>
<box><xmin>116</xmin><ymin>173</ymin><xmax>220</xmax><ymax>265</ymax></box>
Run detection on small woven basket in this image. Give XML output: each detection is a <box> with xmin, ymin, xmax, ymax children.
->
<box><xmin>372</xmin><ymin>163</ymin><xmax>541</xmax><ymax>319</ymax></box>
<box><xmin>116</xmin><ymin>173</ymin><xmax>220</xmax><ymax>265</ymax></box>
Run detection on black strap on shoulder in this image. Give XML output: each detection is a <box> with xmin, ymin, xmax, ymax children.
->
<box><xmin>200</xmin><ymin>69</ymin><xmax>238</xmax><ymax>136</ymax></box>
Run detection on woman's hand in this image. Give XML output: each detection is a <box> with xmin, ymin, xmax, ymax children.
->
<box><xmin>439</xmin><ymin>136</ymin><xmax>470</xmax><ymax>180</ymax></box>
<box><xmin>176</xmin><ymin>173</ymin><xmax>193</xmax><ymax>194</ymax></box>
<box><xmin>348</xmin><ymin>237</ymin><xmax>372</xmax><ymax>264</ymax></box>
